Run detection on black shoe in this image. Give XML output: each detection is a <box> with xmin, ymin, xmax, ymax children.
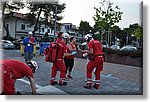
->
<box><xmin>50</xmin><ymin>80</ymin><xmax>58</xmax><ymax>85</ymax></box>
<box><xmin>59</xmin><ymin>81</ymin><xmax>67</xmax><ymax>85</ymax></box>
<box><xmin>84</xmin><ymin>85</ymin><xmax>92</xmax><ymax>89</ymax></box>
<box><xmin>93</xmin><ymin>84</ymin><xmax>100</xmax><ymax>89</ymax></box>
<box><xmin>16</xmin><ymin>91</ymin><xmax>22</xmax><ymax>95</ymax></box>
<box><xmin>67</xmin><ymin>75</ymin><xmax>73</xmax><ymax>79</ymax></box>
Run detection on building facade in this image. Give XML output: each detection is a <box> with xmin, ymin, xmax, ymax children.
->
<box><xmin>3</xmin><ymin>12</ymin><xmax>55</xmax><ymax>41</ymax></box>
<box><xmin>3</xmin><ymin>12</ymin><xmax>83</xmax><ymax>44</ymax></box>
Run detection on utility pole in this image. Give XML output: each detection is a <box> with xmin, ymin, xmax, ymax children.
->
<box><xmin>54</xmin><ymin>5</ymin><xmax>58</xmax><ymax>42</ymax></box>
<box><xmin>126</xmin><ymin>33</ymin><xmax>129</xmax><ymax>45</ymax></box>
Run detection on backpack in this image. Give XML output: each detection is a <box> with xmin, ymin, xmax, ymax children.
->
<box><xmin>44</xmin><ymin>42</ymin><xmax>58</xmax><ymax>62</ymax></box>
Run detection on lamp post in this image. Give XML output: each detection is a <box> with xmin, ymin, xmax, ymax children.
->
<box><xmin>54</xmin><ymin>4</ymin><xmax>58</xmax><ymax>42</ymax></box>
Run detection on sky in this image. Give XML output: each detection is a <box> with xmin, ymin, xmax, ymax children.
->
<box><xmin>58</xmin><ymin>0</ymin><xmax>143</xmax><ymax>29</ymax></box>
<box><xmin>18</xmin><ymin>0</ymin><xmax>143</xmax><ymax>29</ymax></box>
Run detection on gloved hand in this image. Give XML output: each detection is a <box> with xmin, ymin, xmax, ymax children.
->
<box><xmin>82</xmin><ymin>52</ymin><xmax>88</xmax><ymax>57</ymax></box>
<box><xmin>71</xmin><ymin>51</ymin><xmax>77</xmax><ymax>55</ymax></box>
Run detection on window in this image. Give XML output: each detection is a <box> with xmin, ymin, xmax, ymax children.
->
<box><xmin>21</xmin><ymin>24</ymin><xmax>25</xmax><ymax>30</ymax></box>
<box><xmin>47</xmin><ymin>29</ymin><xmax>50</xmax><ymax>33</ymax></box>
<box><xmin>42</xmin><ymin>28</ymin><xmax>44</xmax><ymax>32</ymax></box>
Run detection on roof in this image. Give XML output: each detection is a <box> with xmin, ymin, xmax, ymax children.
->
<box><xmin>13</xmin><ymin>12</ymin><xmax>26</xmax><ymax>19</ymax></box>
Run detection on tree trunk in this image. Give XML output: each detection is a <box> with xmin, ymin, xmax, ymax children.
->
<box><xmin>32</xmin><ymin>8</ymin><xmax>42</xmax><ymax>37</ymax></box>
<box><xmin>2</xmin><ymin>2</ymin><xmax>9</xmax><ymax>38</ymax></box>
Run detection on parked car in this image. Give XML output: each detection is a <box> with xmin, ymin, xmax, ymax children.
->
<box><xmin>2</xmin><ymin>40</ymin><xmax>14</xmax><ymax>49</ymax></box>
<box><xmin>110</xmin><ymin>45</ymin><xmax>120</xmax><ymax>50</ymax></box>
<box><xmin>120</xmin><ymin>45</ymin><xmax>137</xmax><ymax>51</ymax></box>
<box><xmin>13</xmin><ymin>39</ymin><xmax>23</xmax><ymax>49</ymax></box>
<box><xmin>102</xmin><ymin>42</ymin><xmax>109</xmax><ymax>48</ymax></box>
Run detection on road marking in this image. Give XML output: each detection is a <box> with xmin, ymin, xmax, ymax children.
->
<box><xmin>37</xmin><ymin>85</ymin><xmax>68</xmax><ymax>95</ymax></box>
<box><xmin>101</xmin><ymin>74</ymin><xmax>119</xmax><ymax>80</ymax></box>
<box><xmin>17</xmin><ymin>79</ymin><xmax>68</xmax><ymax>95</ymax></box>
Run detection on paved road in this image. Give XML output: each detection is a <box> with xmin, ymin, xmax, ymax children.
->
<box><xmin>1</xmin><ymin>49</ymin><xmax>143</xmax><ymax>95</ymax></box>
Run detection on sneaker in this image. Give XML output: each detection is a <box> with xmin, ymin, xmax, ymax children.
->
<box><xmin>67</xmin><ymin>75</ymin><xmax>73</xmax><ymax>79</ymax></box>
<box><xmin>50</xmin><ymin>80</ymin><xmax>58</xmax><ymax>85</ymax></box>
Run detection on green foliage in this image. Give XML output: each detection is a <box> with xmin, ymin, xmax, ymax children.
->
<box><xmin>116</xmin><ymin>50</ymin><xmax>143</xmax><ymax>58</ymax></box>
<box><xmin>123</xmin><ymin>23</ymin><xmax>140</xmax><ymax>36</ymax></box>
<box><xmin>93</xmin><ymin>33</ymin><xmax>101</xmax><ymax>41</ymax></box>
<box><xmin>93</xmin><ymin>0</ymin><xmax>123</xmax><ymax>30</ymax></box>
<box><xmin>103</xmin><ymin>48</ymin><xmax>118</xmax><ymax>54</ymax></box>
<box><xmin>42</xmin><ymin>32</ymin><xmax>50</xmax><ymax>42</ymax></box>
<box><xmin>3</xmin><ymin>1</ymin><xmax>25</xmax><ymax>14</ymax></box>
<box><xmin>104</xmin><ymin>48</ymin><xmax>143</xmax><ymax>58</ymax></box>
<box><xmin>135</xmin><ymin>26</ymin><xmax>143</xmax><ymax>39</ymax></box>
<box><xmin>79</xmin><ymin>20</ymin><xmax>92</xmax><ymax>35</ymax></box>
<box><xmin>111</xmin><ymin>25</ymin><xmax>122</xmax><ymax>39</ymax></box>
<box><xmin>26</xmin><ymin>2</ymin><xmax>66</xmax><ymax>33</ymax></box>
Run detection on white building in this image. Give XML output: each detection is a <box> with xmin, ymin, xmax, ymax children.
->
<box><xmin>3</xmin><ymin>12</ymin><xmax>55</xmax><ymax>41</ymax></box>
<box><xmin>3</xmin><ymin>12</ymin><xmax>84</xmax><ymax>43</ymax></box>
<box><xmin>60</xmin><ymin>23</ymin><xmax>84</xmax><ymax>44</ymax></box>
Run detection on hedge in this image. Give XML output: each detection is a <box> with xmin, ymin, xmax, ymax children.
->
<box><xmin>103</xmin><ymin>48</ymin><xmax>143</xmax><ymax>58</ymax></box>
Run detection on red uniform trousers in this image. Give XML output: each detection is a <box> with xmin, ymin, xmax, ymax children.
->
<box><xmin>51</xmin><ymin>59</ymin><xmax>66</xmax><ymax>80</ymax></box>
<box><xmin>3</xmin><ymin>65</ymin><xmax>15</xmax><ymax>95</ymax></box>
<box><xmin>86</xmin><ymin>56</ymin><xmax>104</xmax><ymax>81</ymax></box>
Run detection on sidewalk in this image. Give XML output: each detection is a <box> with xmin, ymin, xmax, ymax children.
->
<box><xmin>53</xmin><ymin>58</ymin><xmax>143</xmax><ymax>95</ymax></box>
<box><xmin>3</xmin><ymin>49</ymin><xmax>142</xmax><ymax>95</ymax></box>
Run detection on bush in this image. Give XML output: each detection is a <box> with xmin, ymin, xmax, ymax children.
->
<box><xmin>116</xmin><ymin>50</ymin><xmax>143</xmax><ymax>58</ymax></box>
<box><xmin>103</xmin><ymin>48</ymin><xmax>143</xmax><ymax>58</ymax></box>
<box><xmin>103</xmin><ymin>48</ymin><xmax>119</xmax><ymax>54</ymax></box>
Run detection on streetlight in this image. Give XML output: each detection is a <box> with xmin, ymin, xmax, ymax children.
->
<box><xmin>54</xmin><ymin>4</ymin><xmax>58</xmax><ymax>42</ymax></box>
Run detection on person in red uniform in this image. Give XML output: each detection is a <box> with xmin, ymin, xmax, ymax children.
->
<box><xmin>83</xmin><ymin>34</ymin><xmax>104</xmax><ymax>89</ymax></box>
<box><xmin>0</xmin><ymin>59</ymin><xmax>38</xmax><ymax>95</ymax></box>
<box><xmin>50</xmin><ymin>32</ymin><xmax>72</xmax><ymax>85</ymax></box>
<box><xmin>64</xmin><ymin>37</ymin><xmax>77</xmax><ymax>79</ymax></box>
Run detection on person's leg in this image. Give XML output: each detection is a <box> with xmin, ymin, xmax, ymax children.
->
<box><xmin>24</xmin><ymin>52</ymin><xmax>29</xmax><ymax>63</ymax></box>
<box><xmin>29</xmin><ymin>52</ymin><xmax>34</xmax><ymax>61</ymax></box>
<box><xmin>68</xmin><ymin>59</ymin><xmax>74</xmax><ymax>79</ymax></box>
<box><xmin>93</xmin><ymin>63</ymin><xmax>103</xmax><ymax>89</ymax></box>
<box><xmin>57</xmin><ymin>60</ymin><xmax>67</xmax><ymax>85</ymax></box>
<box><xmin>64</xmin><ymin>58</ymin><xmax>70</xmax><ymax>74</ymax></box>
<box><xmin>50</xmin><ymin>62</ymin><xmax>58</xmax><ymax>85</ymax></box>
<box><xmin>93</xmin><ymin>57</ymin><xmax>104</xmax><ymax>89</ymax></box>
<box><xmin>84</xmin><ymin>60</ymin><xmax>95</xmax><ymax>89</ymax></box>
<box><xmin>84</xmin><ymin>58</ymin><xmax>102</xmax><ymax>89</ymax></box>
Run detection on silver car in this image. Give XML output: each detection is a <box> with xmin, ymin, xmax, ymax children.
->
<box><xmin>120</xmin><ymin>45</ymin><xmax>137</xmax><ymax>51</ymax></box>
<box><xmin>2</xmin><ymin>40</ymin><xmax>14</xmax><ymax>49</ymax></box>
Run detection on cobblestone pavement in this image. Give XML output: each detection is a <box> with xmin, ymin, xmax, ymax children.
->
<box><xmin>1</xmin><ymin>49</ymin><xmax>143</xmax><ymax>95</ymax></box>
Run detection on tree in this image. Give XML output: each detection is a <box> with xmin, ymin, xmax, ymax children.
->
<box><xmin>93</xmin><ymin>0</ymin><xmax>123</xmax><ymax>45</ymax></box>
<box><xmin>43</xmin><ymin>32</ymin><xmax>50</xmax><ymax>42</ymax></box>
<box><xmin>93</xmin><ymin>0</ymin><xmax>123</xmax><ymax>30</ymax></box>
<box><xmin>2</xmin><ymin>1</ymin><xmax>25</xmax><ymax>38</ymax></box>
<box><xmin>129</xmin><ymin>23</ymin><xmax>139</xmax><ymax>34</ymax></box>
<box><xmin>135</xmin><ymin>26</ymin><xmax>143</xmax><ymax>40</ymax></box>
<box><xmin>26</xmin><ymin>1</ymin><xmax>66</xmax><ymax>36</ymax></box>
<box><xmin>79</xmin><ymin>20</ymin><xmax>92</xmax><ymax>35</ymax></box>
<box><xmin>111</xmin><ymin>25</ymin><xmax>122</xmax><ymax>41</ymax></box>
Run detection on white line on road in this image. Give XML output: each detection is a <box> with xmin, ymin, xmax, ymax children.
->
<box><xmin>17</xmin><ymin>79</ymin><xmax>68</xmax><ymax>95</ymax></box>
<box><xmin>101</xmin><ymin>74</ymin><xmax>119</xmax><ymax>80</ymax></box>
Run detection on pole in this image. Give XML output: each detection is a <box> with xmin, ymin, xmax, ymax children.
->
<box><xmin>54</xmin><ymin>5</ymin><xmax>57</xmax><ymax>42</ymax></box>
<box><xmin>126</xmin><ymin>33</ymin><xmax>128</xmax><ymax>45</ymax></box>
